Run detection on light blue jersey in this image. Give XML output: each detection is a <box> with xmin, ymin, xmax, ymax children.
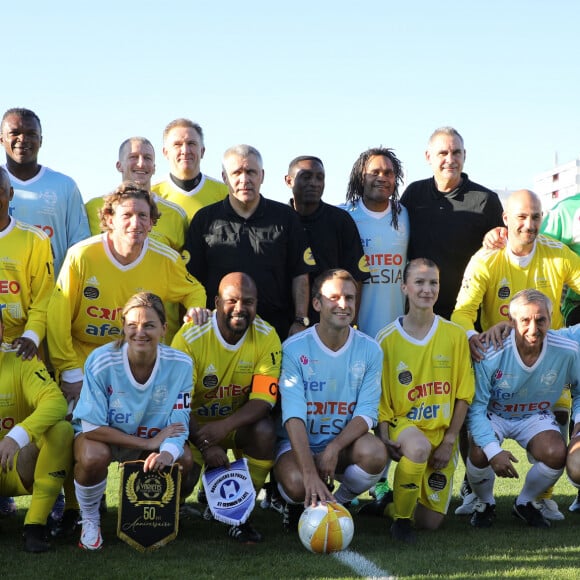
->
<box><xmin>342</xmin><ymin>200</ymin><xmax>409</xmax><ymax>338</ymax></box>
<box><xmin>279</xmin><ymin>326</ymin><xmax>382</xmax><ymax>453</ymax></box>
<box><xmin>5</xmin><ymin>165</ymin><xmax>90</xmax><ymax>275</ymax></box>
<box><xmin>73</xmin><ymin>342</ymin><xmax>192</xmax><ymax>459</ymax></box>
<box><xmin>554</xmin><ymin>324</ymin><xmax>580</xmax><ymax>421</ymax></box>
<box><xmin>469</xmin><ymin>331</ymin><xmax>580</xmax><ymax>451</ymax></box>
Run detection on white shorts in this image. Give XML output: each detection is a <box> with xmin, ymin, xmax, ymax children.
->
<box><xmin>488</xmin><ymin>410</ymin><xmax>561</xmax><ymax>452</ymax></box>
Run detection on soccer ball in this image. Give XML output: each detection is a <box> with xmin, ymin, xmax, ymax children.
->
<box><xmin>298</xmin><ymin>501</ymin><xmax>354</xmax><ymax>553</ymax></box>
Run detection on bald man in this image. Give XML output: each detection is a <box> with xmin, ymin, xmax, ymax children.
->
<box><xmin>452</xmin><ymin>188</ymin><xmax>580</xmax><ymax>520</ymax></box>
<box><xmin>171</xmin><ymin>272</ymin><xmax>282</xmax><ymax>543</ymax></box>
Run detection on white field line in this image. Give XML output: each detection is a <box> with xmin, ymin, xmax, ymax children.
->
<box><xmin>332</xmin><ymin>549</ymin><xmax>395</xmax><ymax>579</ymax></box>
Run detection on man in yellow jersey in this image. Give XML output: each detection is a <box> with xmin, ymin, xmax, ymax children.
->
<box><xmin>452</xmin><ymin>188</ymin><xmax>580</xmax><ymax>520</ymax></box>
<box><xmin>84</xmin><ymin>137</ymin><xmax>190</xmax><ymax>343</ymax></box>
<box><xmin>0</xmin><ymin>309</ymin><xmax>72</xmax><ymax>552</ymax></box>
<box><xmin>152</xmin><ymin>118</ymin><xmax>228</xmax><ymax>221</ymax></box>
<box><xmin>172</xmin><ymin>272</ymin><xmax>281</xmax><ymax>543</ymax></box>
<box><xmin>0</xmin><ymin>168</ymin><xmax>53</xmax><ymax>360</ymax></box>
<box><xmin>85</xmin><ymin>137</ymin><xmax>189</xmax><ymax>252</ymax></box>
<box><xmin>47</xmin><ymin>182</ymin><xmax>206</xmax><ymax>410</ymax></box>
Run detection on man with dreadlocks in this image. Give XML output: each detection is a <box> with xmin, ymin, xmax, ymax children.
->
<box><xmin>401</xmin><ymin>127</ymin><xmax>503</xmax><ymax>321</ymax></box>
<box><xmin>343</xmin><ymin>147</ymin><xmax>409</xmax><ymax>339</ymax></box>
<box><xmin>343</xmin><ymin>148</ymin><xmax>409</xmax><ymax>511</ymax></box>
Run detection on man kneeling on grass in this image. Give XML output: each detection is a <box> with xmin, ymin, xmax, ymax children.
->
<box><xmin>467</xmin><ymin>289</ymin><xmax>580</xmax><ymax>528</ymax></box>
<box><xmin>274</xmin><ymin>269</ymin><xmax>387</xmax><ymax>531</ymax></box>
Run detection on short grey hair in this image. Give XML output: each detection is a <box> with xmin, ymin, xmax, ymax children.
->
<box><xmin>509</xmin><ymin>289</ymin><xmax>552</xmax><ymax>318</ymax></box>
<box><xmin>428</xmin><ymin>126</ymin><xmax>464</xmax><ymax>147</ymax></box>
<box><xmin>222</xmin><ymin>144</ymin><xmax>263</xmax><ymax>168</ymax></box>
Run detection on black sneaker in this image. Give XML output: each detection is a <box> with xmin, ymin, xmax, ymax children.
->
<box><xmin>228</xmin><ymin>520</ymin><xmax>263</xmax><ymax>543</ymax></box>
<box><xmin>23</xmin><ymin>524</ymin><xmax>51</xmax><ymax>553</ymax></box>
<box><xmin>390</xmin><ymin>518</ymin><xmax>416</xmax><ymax>544</ymax></box>
<box><xmin>358</xmin><ymin>490</ymin><xmax>393</xmax><ymax>517</ymax></box>
<box><xmin>283</xmin><ymin>503</ymin><xmax>304</xmax><ymax>532</ymax></box>
<box><xmin>470</xmin><ymin>502</ymin><xmax>496</xmax><ymax>528</ymax></box>
<box><xmin>512</xmin><ymin>501</ymin><xmax>550</xmax><ymax>528</ymax></box>
<box><xmin>49</xmin><ymin>509</ymin><xmax>80</xmax><ymax>538</ymax></box>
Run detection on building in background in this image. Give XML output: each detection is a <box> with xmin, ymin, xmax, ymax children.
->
<box><xmin>535</xmin><ymin>157</ymin><xmax>580</xmax><ymax>211</ymax></box>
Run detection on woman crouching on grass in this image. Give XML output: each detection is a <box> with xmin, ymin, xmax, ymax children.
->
<box><xmin>72</xmin><ymin>292</ymin><xmax>193</xmax><ymax>550</ymax></box>
<box><xmin>373</xmin><ymin>258</ymin><xmax>474</xmax><ymax>543</ymax></box>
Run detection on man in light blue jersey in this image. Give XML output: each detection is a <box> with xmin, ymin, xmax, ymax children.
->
<box><xmin>467</xmin><ymin>289</ymin><xmax>580</xmax><ymax>529</ymax></box>
<box><xmin>0</xmin><ymin>108</ymin><xmax>90</xmax><ymax>275</ymax></box>
<box><xmin>342</xmin><ymin>147</ymin><xmax>409</xmax><ymax>502</ymax></box>
<box><xmin>274</xmin><ymin>269</ymin><xmax>387</xmax><ymax>530</ymax></box>
<box><xmin>343</xmin><ymin>147</ymin><xmax>409</xmax><ymax>340</ymax></box>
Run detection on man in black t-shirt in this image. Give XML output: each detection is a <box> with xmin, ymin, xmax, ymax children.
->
<box><xmin>184</xmin><ymin>145</ymin><xmax>313</xmax><ymax>340</ymax></box>
<box><xmin>285</xmin><ymin>155</ymin><xmax>369</xmax><ymax>324</ymax></box>
<box><xmin>401</xmin><ymin>127</ymin><xmax>503</xmax><ymax>321</ymax></box>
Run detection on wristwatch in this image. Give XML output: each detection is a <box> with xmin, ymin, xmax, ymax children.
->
<box><xmin>294</xmin><ymin>316</ymin><xmax>310</xmax><ymax>327</ymax></box>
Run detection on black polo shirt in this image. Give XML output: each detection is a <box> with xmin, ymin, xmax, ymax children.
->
<box><xmin>292</xmin><ymin>200</ymin><xmax>370</xmax><ymax>323</ymax></box>
<box><xmin>185</xmin><ymin>195</ymin><xmax>313</xmax><ymax>338</ymax></box>
<box><xmin>401</xmin><ymin>173</ymin><xmax>504</xmax><ymax>319</ymax></box>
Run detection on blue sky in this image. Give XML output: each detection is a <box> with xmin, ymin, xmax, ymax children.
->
<box><xmin>6</xmin><ymin>1</ymin><xmax>579</xmax><ymax>205</ymax></box>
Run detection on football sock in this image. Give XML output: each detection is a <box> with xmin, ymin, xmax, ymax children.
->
<box><xmin>466</xmin><ymin>459</ymin><xmax>495</xmax><ymax>505</ymax></box>
<box><xmin>75</xmin><ymin>479</ymin><xmax>107</xmax><ymax>522</ymax></box>
<box><xmin>334</xmin><ymin>464</ymin><xmax>382</xmax><ymax>504</ymax></box>
<box><xmin>244</xmin><ymin>454</ymin><xmax>273</xmax><ymax>491</ymax></box>
<box><xmin>25</xmin><ymin>420</ymin><xmax>73</xmax><ymax>526</ymax></box>
<box><xmin>518</xmin><ymin>462</ymin><xmax>563</xmax><ymax>505</ymax></box>
<box><xmin>393</xmin><ymin>456</ymin><xmax>426</xmax><ymax>519</ymax></box>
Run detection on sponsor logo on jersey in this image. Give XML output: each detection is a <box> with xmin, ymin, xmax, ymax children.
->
<box><xmin>398</xmin><ymin>370</ymin><xmax>412</xmax><ymax>385</ymax></box>
<box><xmin>0</xmin><ymin>416</ymin><xmax>16</xmax><ymax>431</ymax></box>
<box><xmin>84</xmin><ymin>286</ymin><xmax>100</xmax><ymax>299</ymax></box>
<box><xmin>87</xmin><ymin>276</ymin><xmax>100</xmax><ymax>286</ymax></box>
<box><xmin>203</xmin><ymin>374</ymin><xmax>219</xmax><ymax>388</ymax></box>
<box><xmin>0</xmin><ymin>280</ymin><xmax>20</xmax><ymax>294</ymax></box>
<box><xmin>407</xmin><ymin>381</ymin><xmax>451</xmax><ymax>401</ymax></box>
<box><xmin>365</xmin><ymin>253</ymin><xmax>403</xmax><ymax>266</ymax></box>
<box><xmin>428</xmin><ymin>472</ymin><xmax>447</xmax><ymax>491</ymax></box>
<box><xmin>304</xmin><ymin>247</ymin><xmax>316</xmax><ymax>266</ymax></box>
<box><xmin>300</xmin><ymin>355</ymin><xmax>309</xmax><ymax>365</ymax></box>
<box><xmin>172</xmin><ymin>392</ymin><xmax>191</xmax><ymax>409</ymax></box>
<box><xmin>85</xmin><ymin>323</ymin><xmax>121</xmax><ymax>337</ymax></box>
<box><xmin>86</xmin><ymin>305</ymin><xmax>123</xmax><ymax>320</ymax></box>
<box><xmin>498</xmin><ymin>286</ymin><xmax>510</xmax><ymax>299</ymax></box>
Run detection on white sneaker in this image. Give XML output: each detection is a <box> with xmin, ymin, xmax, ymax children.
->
<box><xmin>79</xmin><ymin>519</ymin><xmax>103</xmax><ymax>551</ymax></box>
<box><xmin>535</xmin><ymin>498</ymin><xmax>565</xmax><ymax>521</ymax></box>
<box><xmin>455</xmin><ymin>492</ymin><xmax>478</xmax><ymax>515</ymax></box>
<box><xmin>569</xmin><ymin>493</ymin><xmax>580</xmax><ymax>513</ymax></box>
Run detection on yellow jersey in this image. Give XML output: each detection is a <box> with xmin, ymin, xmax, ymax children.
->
<box><xmin>376</xmin><ymin>316</ymin><xmax>474</xmax><ymax>444</ymax></box>
<box><xmin>47</xmin><ymin>234</ymin><xmax>206</xmax><ymax>379</ymax></box>
<box><xmin>171</xmin><ymin>314</ymin><xmax>281</xmax><ymax>426</ymax></box>
<box><xmin>152</xmin><ymin>174</ymin><xmax>228</xmax><ymax>221</ymax></box>
<box><xmin>0</xmin><ymin>218</ymin><xmax>54</xmax><ymax>345</ymax></box>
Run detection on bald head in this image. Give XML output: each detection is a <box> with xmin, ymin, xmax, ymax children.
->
<box><xmin>503</xmin><ymin>189</ymin><xmax>542</xmax><ymax>255</ymax></box>
<box><xmin>505</xmin><ymin>189</ymin><xmax>541</xmax><ymax>214</ymax></box>
<box><xmin>215</xmin><ymin>272</ymin><xmax>258</xmax><ymax>343</ymax></box>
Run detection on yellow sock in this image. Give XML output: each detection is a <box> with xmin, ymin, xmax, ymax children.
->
<box><xmin>393</xmin><ymin>456</ymin><xmax>427</xmax><ymax>520</ymax></box>
<box><xmin>25</xmin><ymin>421</ymin><xmax>73</xmax><ymax>525</ymax></box>
<box><xmin>537</xmin><ymin>485</ymin><xmax>554</xmax><ymax>501</ymax></box>
<box><xmin>244</xmin><ymin>454</ymin><xmax>273</xmax><ymax>491</ymax></box>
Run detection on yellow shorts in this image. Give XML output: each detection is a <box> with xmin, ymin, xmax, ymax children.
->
<box><xmin>553</xmin><ymin>385</ymin><xmax>571</xmax><ymax>414</ymax></box>
<box><xmin>189</xmin><ymin>431</ymin><xmax>238</xmax><ymax>466</ymax></box>
<box><xmin>0</xmin><ymin>451</ymin><xmax>29</xmax><ymax>496</ymax></box>
<box><xmin>389</xmin><ymin>423</ymin><xmax>459</xmax><ymax>516</ymax></box>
